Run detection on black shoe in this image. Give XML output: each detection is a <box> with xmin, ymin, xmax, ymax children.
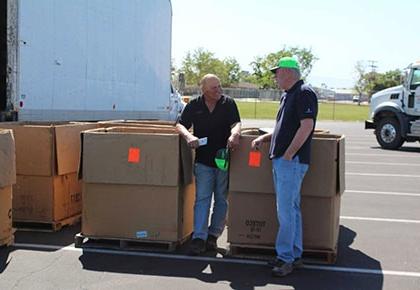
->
<box><xmin>206</xmin><ymin>235</ymin><xmax>218</xmax><ymax>251</ymax></box>
<box><xmin>268</xmin><ymin>257</ymin><xmax>303</xmax><ymax>269</ymax></box>
<box><xmin>188</xmin><ymin>238</ymin><xmax>206</xmax><ymax>256</ymax></box>
<box><xmin>292</xmin><ymin>258</ymin><xmax>304</xmax><ymax>269</ymax></box>
<box><xmin>267</xmin><ymin>257</ymin><xmax>280</xmax><ymax>267</ymax></box>
<box><xmin>271</xmin><ymin>259</ymin><xmax>294</xmax><ymax>277</ymax></box>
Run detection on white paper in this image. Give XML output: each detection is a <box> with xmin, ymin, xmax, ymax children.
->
<box><xmin>198</xmin><ymin>137</ymin><xmax>208</xmax><ymax>146</ymax></box>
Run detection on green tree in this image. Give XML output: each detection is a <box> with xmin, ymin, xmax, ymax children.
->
<box><xmin>354</xmin><ymin>61</ymin><xmax>401</xmax><ymax>100</ymax></box>
<box><xmin>354</xmin><ymin>61</ymin><xmax>366</xmax><ymax>99</ymax></box>
<box><xmin>249</xmin><ymin>47</ymin><xmax>318</xmax><ymax>89</ymax></box>
<box><xmin>179</xmin><ymin>48</ymin><xmax>241</xmax><ymax>87</ymax></box>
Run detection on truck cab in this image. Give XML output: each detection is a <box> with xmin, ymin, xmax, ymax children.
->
<box><xmin>365</xmin><ymin>61</ymin><xmax>420</xmax><ymax>149</ymax></box>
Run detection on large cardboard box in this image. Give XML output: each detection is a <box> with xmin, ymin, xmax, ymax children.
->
<box><xmin>301</xmin><ymin>195</ymin><xmax>341</xmax><ymax>249</ymax></box>
<box><xmin>13</xmin><ymin>173</ymin><xmax>82</xmax><ymax>222</ymax></box>
<box><xmin>0</xmin><ymin>129</ymin><xmax>16</xmax><ymax>187</ymax></box>
<box><xmin>81</xmin><ymin>127</ymin><xmax>194</xmax><ymax>242</ymax></box>
<box><xmin>97</xmin><ymin>120</ymin><xmax>176</xmax><ymax>128</ymax></box>
<box><xmin>0</xmin><ymin>129</ymin><xmax>16</xmax><ymax>244</ymax></box>
<box><xmin>228</xmin><ymin>191</ymin><xmax>277</xmax><ymax>244</ymax></box>
<box><xmin>302</xmin><ymin>133</ymin><xmax>345</xmax><ymax>197</ymax></box>
<box><xmin>228</xmin><ymin>131</ymin><xmax>345</xmax><ymax>250</ymax></box>
<box><xmin>0</xmin><ymin>122</ymin><xmax>96</xmax><ymax>224</ymax></box>
<box><xmin>228</xmin><ymin>191</ymin><xmax>341</xmax><ymax>250</ymax></box>
<box><xmin>0</xmin><ymin>122</ymin><xmax>98</xmax><ymax>176</ymax></box>
<box><xmin>82</xmin><ymin>183</ymin><xmax>194</xmax><ymax>241</ymax></box>
<box><xmin>229</xmin><ymin>131</ymin><xmax>345</xmax><ymax>197</ymax></box>
<box><xmin>0</xmin><ymin>186</ymin><xmax>13</xmax><ymax>245</ymax></box>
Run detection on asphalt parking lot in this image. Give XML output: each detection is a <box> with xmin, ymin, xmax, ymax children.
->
<box><xmin>1</xmin><ymin>120</ymin><xmax>420</xmax><ymax>290</ymax></box>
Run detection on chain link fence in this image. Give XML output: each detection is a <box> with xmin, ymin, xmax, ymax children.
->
<box><xmin>183</xmin><ymin>86</ymin><xmax>283</xmax><ymax>101</ymax></box>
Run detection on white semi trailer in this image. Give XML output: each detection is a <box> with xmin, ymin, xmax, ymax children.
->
<box><xmin>0</xmin><ymin>0</ymin><xmax>183</xmax><ymax>122</ymax></box>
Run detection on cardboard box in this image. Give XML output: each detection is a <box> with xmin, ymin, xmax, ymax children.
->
<box><xmin>81</xmin><ymin>127</ymin><xmax>194</xmax><ymax>241</ymax></box>
<box><xmin>227</xmin><ymin>191</ymin><xmax>341</xmax><ymax>250</ymax></box>
<box><xmin>229</xmin><ymin>131</ymin><xmax>345</xmax><ymax>197</ymax></box>
<box><xmin>301</xmin><ymin>195</ymin><xmax>341</xmax><ymax>249</ymax></box>
<box><xmin>13</xmin><ymin>173</ymin><xmax>82</xmax><ymax>222</ymax></box>
<box><xmin>0</xmin><ymin>186</ymin><xmax>13</xmax><ymax>244</ymax></box>
<box><xmin>302</xmin><ymin>134</ymin><xmax>345</xmax><ymax>197</ymax></box>
<box><xmin>229</xmin><ymin>132</ymin><xmax>274</xmax><ymax>194</ymax></box>
<box><xmin>228</xmin><ymin>191</ymin><xmax>277</xmax><ymax>245</ymax></box>
<box><xmin>0</xmin><ymin>129</ymin><xmax>16</xmax><ymax>187</ymax></box>
<box><xmin>0</xmin><ymin>129</ymin><xmax>15</xmax><ymax>244</ymax></box>
<box><xmin>228</xmin><ymin>130</ymin><xmax>345</xmax><ymax>250</ymax></box>
<box><xmin>0</xmin><ymin>122</ymin><xmax>97</xmax><ymax>176</ymax></box>
<box><xmin>97</xmin><ymin>120</ymin><xmax>176</xmax><ymax>128</ymax></box>
<box><xmin>82</xmin><ymin>182</ymin><xmax>194</xmax><ymax>241</ymax></box>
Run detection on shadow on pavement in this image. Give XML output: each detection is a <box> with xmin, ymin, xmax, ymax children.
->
<box><xmin>76</xmin><ymin>225</ymin><xmax>383</xmax><ymax>290</ymax></box>
<box><xmin>12</xmin><ymin>223</ymin><xmax>81</xmax><ymax>250</ymax></box>
<box><xmin>0</xmin><ymin>246</ymin><xmax>12</xmax><ymax>274</ymax></box>
<box><xmin>369</xmin><ymin>145</ymin><xmax>420</xmax><ymax>153</ymax></box>
<box><xmin>7</xmin><ymin>222</ymin><xmax>384</xmax><ymax>289</ymax></box>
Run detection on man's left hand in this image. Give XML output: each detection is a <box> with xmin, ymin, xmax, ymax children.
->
<box><xmin>227</xmin><ymin>133</ymin><xmax>240</xmax><ymax>150</ymax></box>
<box><xmin>282</xmin><ymin>152</ymin><xmax>293</xmax><ymax>161</ymax></box>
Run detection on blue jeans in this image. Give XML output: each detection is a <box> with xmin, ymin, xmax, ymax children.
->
<box><xmin>272</xmin><ymin>156</ymin><xmax>309</xmax><ymax>263</ymax></box>
<box><xmin>192</xmin><ymin>162</ymin><xmax>229</xmax><ymax>240</ymax></box>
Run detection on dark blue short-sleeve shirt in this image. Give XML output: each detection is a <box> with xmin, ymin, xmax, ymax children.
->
<box><xmin>269</xmin><ymin>80</ymin><xmax>318</xmax><ymax>164</ymax></box>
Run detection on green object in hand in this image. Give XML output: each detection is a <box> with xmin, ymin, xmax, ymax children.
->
<box><xmin>215</xmin><ymin>148</ymin><xmax>230</xmax><ymax>171</ymax></box>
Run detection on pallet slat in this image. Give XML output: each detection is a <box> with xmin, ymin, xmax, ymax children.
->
<box><xmin>228</xmin><ymin>243</ymin><xmax>337</xmax><ymax>264</ymax></box>
<box><xmin>74</xmin><ymin>233</ymin><xmax>190</xmax><ymax>252</ymax></box>
<box><xmin>13</xmin><ymin>214</ymin><xmax>81</xmax><ymax>232</ymax></box>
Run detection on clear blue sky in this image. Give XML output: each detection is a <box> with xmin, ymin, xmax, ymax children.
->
<box><xmin>171</xmin><ymin>0</ymin><xmax>420</xmax><ymax>88</ymax></box>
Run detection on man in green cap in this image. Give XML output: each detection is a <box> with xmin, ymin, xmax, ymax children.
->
<box><xmin>251</xmin><ymin>56</ymin><xmax>318</xmax><ymax>277</ymax></box>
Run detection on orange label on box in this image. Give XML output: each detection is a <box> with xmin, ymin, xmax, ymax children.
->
<box><xmin>128</xmin><ymin>147</ymin><xmax>140</xmax><ymax>163</ymax></box>
<box><xmin>248</xmin><ymin>151</ymin><xmax>261</xmax><ymax>167</ymax></box>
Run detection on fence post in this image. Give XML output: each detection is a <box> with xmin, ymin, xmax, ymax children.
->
<box><xmin>254</xmin><ymin>96</ymin><xmax>257</xmax><ymax>119</ymax></box>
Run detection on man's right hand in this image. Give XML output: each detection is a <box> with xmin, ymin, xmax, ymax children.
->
<box><xmin>186</xmin><ymin>134</ymin><xmax>199</xmax><ymax>149</ymax></box>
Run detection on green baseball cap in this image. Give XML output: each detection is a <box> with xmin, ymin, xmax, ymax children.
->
<box><xmin>270</xmin><ymin>56</ymin><xmax>300</xmax><ymax>73</ymax></box>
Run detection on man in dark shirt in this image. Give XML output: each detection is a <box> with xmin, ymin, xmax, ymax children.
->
<box><xmin>176</xmin><ymin>74</ymin><xmax>241</xmax><ymax>255</ymax></box>
<box><xmin>251</xmin><ymin>57</ymin><xmax>318</xmax><ymax>276</ymax></box>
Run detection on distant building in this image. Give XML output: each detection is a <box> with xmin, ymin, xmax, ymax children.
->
<box><xmin>314</xmin><ymin>86</ymin><xmax>368</xmax><ymax>102</ymax></box>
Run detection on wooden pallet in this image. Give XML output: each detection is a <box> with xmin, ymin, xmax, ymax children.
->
<box><xmin>228</xmin><ymin>243</ymin><xmax>337</xmax><ymax>265</ymax></box>
<box><xmin>13</xmin><ymin>214</ymin><xmax>81</xmax><ymax>232</ymax></box>
<box><xmin>302</xmin><ymin>248</ymin><xmax>337</xmax><ymax>264</ymax></box>
<box><xmin>74</xmin><ymin>233</ymin><xmax>190</xmax><ymax>252</ymax></box>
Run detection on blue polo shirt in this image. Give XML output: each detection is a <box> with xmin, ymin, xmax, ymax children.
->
<box><xmin>269</xmin><ymin>80</ymin><xmax>318</xmax><ymax>164</ymax></box>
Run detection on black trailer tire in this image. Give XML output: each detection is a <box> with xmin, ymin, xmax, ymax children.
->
<box><xmin>375</xmin><ymin>117</ymin><xmax>404</xmax><ymax>149</ymax></box>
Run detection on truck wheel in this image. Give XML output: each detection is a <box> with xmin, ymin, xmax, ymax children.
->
<box><xmin>375</xmin><ymin>117</ymin><xmax>404</xmax><ymax>149</ymax></box>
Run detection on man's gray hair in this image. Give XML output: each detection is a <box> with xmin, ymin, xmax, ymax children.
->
<box><xmin>200</xmin><ymin>74</ymin><xmax>220</xmax><ymax>90</ymax></box>
<box><xmin>289</xmin><ymin>68</ymin><xmax>301</xmax><ymax>79</ymax></box>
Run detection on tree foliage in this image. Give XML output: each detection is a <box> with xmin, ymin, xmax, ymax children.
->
<box><xmin>249</xmin><ymin>47</ymin><xmax>318</xmax><ymax>89</ymax></box>
<box><xmin>179</xmin><ymin>48</ymin><xmax>240</xmax><ymax>87</ymax></box>
<box><xmin>354</xmin><ymin>61</ymin><xmax>402</xmax><ymax>99</ymax></box>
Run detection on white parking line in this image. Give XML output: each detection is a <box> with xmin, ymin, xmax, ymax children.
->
<box><xmin>304</xmin><ymin>265</ymin><xmax>420</xmax><ymax>278</ymax></box>
<box><xmin>346</xmin><ymin>141</ymin><xmax>377</xmax><ymax>145</ymax></box>
<box><xmin>347</xmin><ymin>161</ymin><xmax>420</xmax><ymax>167</ymax></box>
<box><xmin>347</xmin><ymin>153</ymin><xmax>420</xmax><ymax>158</ymax></box>
<box><xmin>346</xmin><ymin>146</ymin><xmax>377</xmax><ymax>150</ymax></box>
<box><xmin>12</xmin><ymin>243</ymin><xmax>420</xmax><ymax>278</ymax></box>
<box><xmin>346</xmin><ymin>190</ymin><xmax>420</xmax><ymax>197</ymax></box>
<box><xmin>347</xmin><ymin>172</ymin><xmax>420</xmax><ymax>178</ymax></box>
<box><xmin>341</xmin><ymin>216</ymin><xmax>420</xmax><ymax>224</ymax></box>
